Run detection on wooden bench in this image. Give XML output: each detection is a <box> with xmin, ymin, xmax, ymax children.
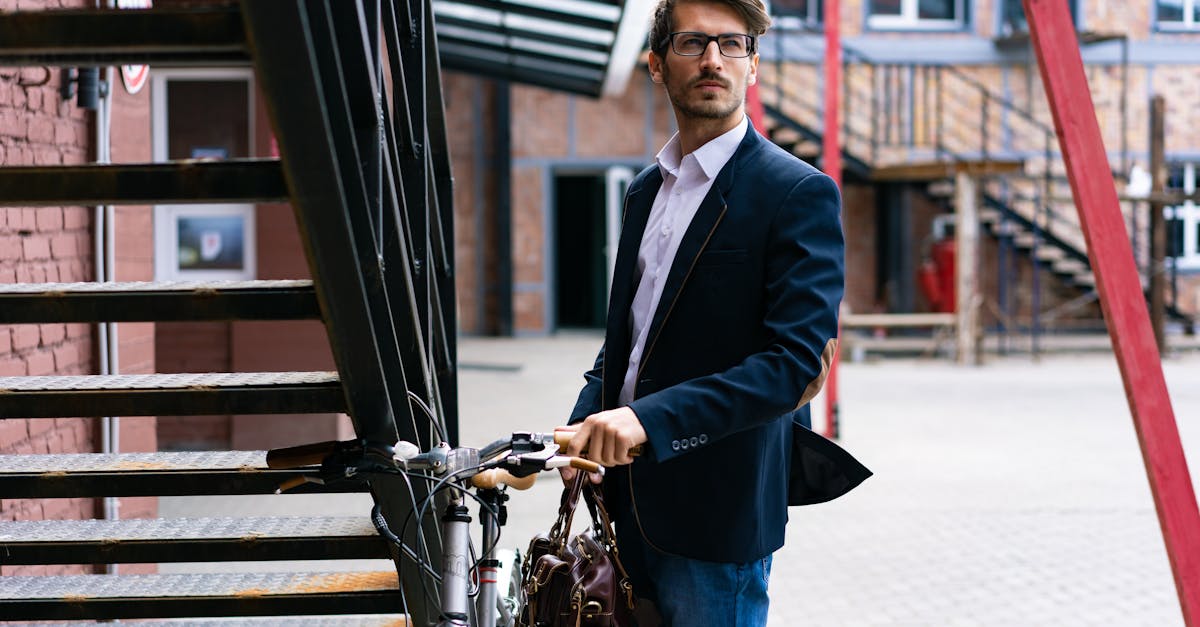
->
<box><xmin>841</xmin><ymin>313</ymin><xmax>958</xmax><ymax>359</ymax></box>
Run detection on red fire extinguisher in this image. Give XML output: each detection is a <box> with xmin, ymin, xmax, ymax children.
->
<box><xmin>918</xmin><ymin>216</ymin><xmax>956</xmax><ymax>313</ymax></box>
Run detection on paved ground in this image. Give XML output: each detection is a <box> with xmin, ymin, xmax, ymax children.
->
<box><xmin>161</xmin><ymin>332</ymin><xmax>1200</xmax><ymax>625</ymax></box>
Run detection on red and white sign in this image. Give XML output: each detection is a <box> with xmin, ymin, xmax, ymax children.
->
<box><xmin>117</xmin><ymin>0</ymin><xmax>153</xmax><ymax>94</ymax></box>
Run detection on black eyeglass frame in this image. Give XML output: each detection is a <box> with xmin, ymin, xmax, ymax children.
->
<box><xmin>661</xmin><ymin>31</ymin><xmax>758</xmax><ymax>58</ymax></box>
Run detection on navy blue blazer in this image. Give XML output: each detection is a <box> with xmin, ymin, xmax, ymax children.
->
<box><xmin>569</xmin><ymin>125</ymin><xmax>870</xmax><ymax>563</ymax></box>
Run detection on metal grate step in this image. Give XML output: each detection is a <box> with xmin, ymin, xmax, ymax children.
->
<box><xmin>0</xmin><ymin>6</ymin><xmax>248</xmax><ymax>67</ymax></box>
<box><xmin>0</xmin><ymin>451</ymin><xmax>368</xmax><ymax>498</ymax></box>
<box><xmin>0</xmin><ymin>371</ymin><xmax>344</xmax><ymax>418</ymax></box>
<box><xmin>0</xmin><ymin>516</ymin><xmax>388</xmax><ymax>565</ymax></box>
<box><xmin>0</xmin><ymin>159</ymin><xmax>287</xmax><ymax>206</ymax></box>
<box><xmin>0</xmin><ymin>280</ymin><xmax>319</xmax><ymax>323</ymax></box>
<box><xmin>5</xmin><ymin>617</ymin><xmax>410</xmax><ymax>627</ymax></box>
<box><xmin>0</xmin><ymin>571</ymin><xmax>402</xmax><ymax>621</ymax></box>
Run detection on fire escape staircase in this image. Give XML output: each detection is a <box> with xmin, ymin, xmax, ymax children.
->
<box><xmin>0</xmin><ymin>2</ymin><xmax>457</xmax><ymax>623</ymax></box>
<box><xmin>756</xmin><ymin>36</ymin><xmax>1195</xmax><ymax>328</ymax></box>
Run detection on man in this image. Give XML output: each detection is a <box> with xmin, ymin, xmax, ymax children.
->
<box><xmin>559</xmin><ymin>0</ymin><xmax>870</xmax><ymax>624</ymax></box>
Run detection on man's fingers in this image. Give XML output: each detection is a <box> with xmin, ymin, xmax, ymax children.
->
<box><xmin>560</xmin><ymin>466</ymin><xmax>577</xmax><ymax>485</ymax></box>
<box><xmin>565</xmin><ymin>422</ymin><xmax>589</xmax><ymax>459</ymax></box>
<box><xmin>588</xmin><ymin>470</ymin><xmax>603</xmax><ymax>484</ymax></box>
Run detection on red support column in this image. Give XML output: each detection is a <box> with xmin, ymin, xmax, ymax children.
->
<box><xmin>746</xmin><ymin>84</ymin><xmax>764</xmax><ymax>131</ymax></box>
<box><xmin>822</xmin><ymin>0</ymin><xmax>842</xmax><ymax>439</ymax></box>
<box><xmin>1023</xmin><ymin>1</ymin><xmax>1200</xmax><ymax>623</ymax></box>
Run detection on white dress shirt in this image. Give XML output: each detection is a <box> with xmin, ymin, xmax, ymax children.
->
<box><xmin>618</xmin><ymin>116</ymin><xmax>749</xmax><ymax>407</ymax></box>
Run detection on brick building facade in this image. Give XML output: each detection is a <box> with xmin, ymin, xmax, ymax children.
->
<box><xmin>447</xmin><ymin>0</ymin><xmax>1200</xmax><ymax>336</ymax></box>
<box><xmin>0</xmin><ymin>0</ymin><xmax>156</xmax><ymax>574</ymax></box>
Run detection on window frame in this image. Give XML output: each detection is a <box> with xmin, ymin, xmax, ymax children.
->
<box><xmin>996</xmin><ymin>0</ymin><xmax>1081</xmax><ymax>37</ymax></box>
<box><xmin>770</xmin><ymin>0</ymin><xmax>824</xmax><ymax>29</ymax></box>
<box><xmin>1155</xmin><ymin>0</ymin><xmax>1200</xmax><ymax>31</ymax></box>
<box><xmin>1166</xmin><ymin>162</ymin><xmax>1200</xmax><ymax>272</ymax></box>
<box><xmin>866</xmin><ymin>0</ymin><xmax>967</xmax><ymax>31</ymax></box>
<box><xmin>151</xmin><ymin>68</ymin><xmax>258</xmax><ymax>282</ymax></box>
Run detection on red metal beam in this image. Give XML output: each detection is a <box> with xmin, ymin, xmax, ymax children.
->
<box><xmin>822</xmin><ymin>0</ymin><xmax>842</xmax><ymax>439</ymax></box>
<box><xmin>746</xmin><ymin>83</ymin><xmax>764</xmax><ymax>131</ymax></box>
<box><xmin>1023</xmin><ymin>1</ymin><xmax>1200</xmax><ymax>623</ymax></box>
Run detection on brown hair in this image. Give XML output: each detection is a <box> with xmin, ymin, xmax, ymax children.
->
<box><xmin>648</xmin><ymin>0</ymin><xmax>772</xmax><ymax>57</ymax></box>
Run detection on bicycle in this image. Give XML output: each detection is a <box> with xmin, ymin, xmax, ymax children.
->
<box><xmin>264</xmin><ymin>431</ymin><xmax>604</xmax><ymax>627</ymax></box>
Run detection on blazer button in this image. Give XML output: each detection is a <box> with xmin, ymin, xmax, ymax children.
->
<box><xmin>699</xmin><ymin>434</ymin><xmax>708</xmax><ymax>444</ymax></box>
<box><xmin>680</xmin><ymin>439</ymin><xmax>689</xmax><ymax>449</ymax></box>
<box><xmin>672</xmin><ymin>440</ymin><xmax>681</xmax><ymax>451</ymax></box>
<box><xmin>690</xmin><ymin>437</ymin><xmax>699</xmax><ymax>447</ymax></box>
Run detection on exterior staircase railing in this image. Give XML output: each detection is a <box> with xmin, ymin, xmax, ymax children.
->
<box><xmin>757</xmin><ymin>27</ymin><xmax>1193</xmax><ymax>331</ymax></box>
<box><xmin>0</xmin><ymin>1</ymin><xmax>455</xmax><ymax>623</ymax></box>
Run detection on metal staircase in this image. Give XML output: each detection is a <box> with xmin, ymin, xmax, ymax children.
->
<box><xmin>757</xmin><ymin>32</ymin><xmax>1195</xmax><ymax>328</ymax></box>
<box><xmin>0</xmin><ymin>1</ymin><xmax>455</xmax><ymax>623</ymax></box>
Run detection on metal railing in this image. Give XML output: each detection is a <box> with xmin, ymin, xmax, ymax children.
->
<box><xmin>758</xmin><ymin>27</ymin><xmax>1190</xmax><ymax>334</ymax></box>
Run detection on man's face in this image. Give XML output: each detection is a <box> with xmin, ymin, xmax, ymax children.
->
<box><xmin>649</xmin><ymin>1</ymin><xmax>759</xmax><ymax>124</ymax></box>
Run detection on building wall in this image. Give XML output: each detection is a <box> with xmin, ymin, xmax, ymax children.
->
<box><xmin>442</xmin><ymin>2</ymin><xmax>1200</xmax><ymax>333</ymax></box>
<box><xmin>0</xmin><ymin>0</ymin><xmax>156</xmax><ymax>574</ymax></box>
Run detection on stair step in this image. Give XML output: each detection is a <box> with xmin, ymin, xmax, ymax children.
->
<box><xmin>5</xmin><ymin>617</ymin><xmax>410</xmax><ymax>627</ymax></box>
<box><xmin>0</xmin><ymin>7</ymin><xmax>248</xmax><ymax>67</ymax></box>
<box><xmin>0</xmin><ymin>451</ymin><xmax>368</xmax><ymax>498</ymax></box>
<box><xmin>0</xmin><ymin>517</ymin><xmax>388</xmax><ymax>565</ymax></box>
<box><xmin>0</xmin><ymin>280</ymin><xmax>319</xmax><ymax>323</ymax></box>
<box><xmin>1035</xmin><ymin>247</ymin><xmax>1066</xmax><ymax>261</ymax></box>
<box><xmin>1054</xmin><ymin>259</ymin><xmax>1088</xmax><ymax>274</ymax></box>
<box><xmin>0</xmin><ymin>372</ymin><xmax>344</xmax><ymax>418</ymax></box>
<box><xmin>0</xmin><ymin>571</ymin><xmax>401</xmax><ymax>621</ymax></box>
<box><xmin>0</xmin><ymin>160</ymin><xmax>287</xmax><ymax>206</ymax></box>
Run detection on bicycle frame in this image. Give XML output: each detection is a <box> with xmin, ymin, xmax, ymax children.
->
<box><xmin>268</xmin><ymin>432</ymin><xmax>594</xmax><ymax>626</ymax></box>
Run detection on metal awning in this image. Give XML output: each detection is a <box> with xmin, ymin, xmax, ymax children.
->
<box><xmin>433</xmin><ymin>0</ymin><xmax>655</xmax><ymax>97</ymax></box>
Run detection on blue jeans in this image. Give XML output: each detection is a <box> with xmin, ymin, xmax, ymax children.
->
<box><xmin>625</xmin><ymin>537</ymin><xmax>773</xmax><ymax>627</ymax></box>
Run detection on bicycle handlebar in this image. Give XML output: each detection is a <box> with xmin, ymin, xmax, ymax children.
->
<box><xmin>470</xmin><ymin>468</ymin><xmax>537</xmax><ymax>490</ymax></box>
<box><xmin>264</xmin><ymin>430</ymin><xmax>610</xmax><ymax>494</ymax></box>
<box><xmin>552</xmin><ymin>431</ymin><xmax>645</xmax><ymax>458</ymax></box>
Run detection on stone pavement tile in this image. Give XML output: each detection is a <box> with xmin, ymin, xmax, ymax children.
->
<box><xmin>158</xmin><ymin>338</ymin><xmax>1199</xmax><ymax>626</ymax></box>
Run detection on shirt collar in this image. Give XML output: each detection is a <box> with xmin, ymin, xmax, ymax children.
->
<box><xmin>656</xmin><ymin>116</ymin><xmax>749</xmax><ymax>181</ymax></box>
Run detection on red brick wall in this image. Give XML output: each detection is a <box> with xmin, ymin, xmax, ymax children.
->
<box><xmin>0</xmin><ymin>0</ymin><xmax>102</xmax><ymax>575</ymax></box>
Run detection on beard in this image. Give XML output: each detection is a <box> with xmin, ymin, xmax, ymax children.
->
<box><xmin>664</xmin><ymin>68</ymin><xmax>745</xmax><ymax>120</ymax></box>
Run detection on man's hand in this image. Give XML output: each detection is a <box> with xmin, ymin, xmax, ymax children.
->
<box><xmin>557</xmin><ymin>407</ymin><xmax>648</xmax><ymax>484</ymax></box>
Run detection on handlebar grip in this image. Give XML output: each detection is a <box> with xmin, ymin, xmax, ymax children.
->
<box><xmin>265</xmin><ymin>440</ymin><xmax>341</xmax><ymax>469</ymax></box>
<box><xmin>569</xmin><ymin>458</ymin><xmax>604</xmax><ymax>474</ymax></box>
<box><xmin>553</xmin><ymin>431</ymin><xmax>644</xmax><ymax>458</ymax></box>
<box><xmin>470</xmin><ymin>469</ymin><xmax>538</xmax><ymax>491</ymax></box>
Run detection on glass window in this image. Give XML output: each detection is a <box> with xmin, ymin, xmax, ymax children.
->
<box><xmin>999</xmin><ymin>0</ymin><xmax>1078</xmax><ymax>36</ymax></box>
<box><xmin>1165</xmin><ymin>162</ymin><xmax>1200</xmax><ymax>271</ymax></box>
<box><xmin>870</xmin><ymin>0</ymin><xmax>902</xmax><ymax>17</ymax></box>
<box><xmin>867</xmin><ymin>0</ymin><xmax>962</xmax><ymax>29</ymax></box>
<box><xmin>1158</xmin><ymin>0</ymin><xmax>1200</xmax><ymax>28</ymax></box>
<box><xmin>917</xmin><ymin>0</ymin><xmax>955</xmax><ymax>20</ymax></box>
<box><xmin>772</xmin><ymin>0</ymin><xmax>824</xmax><ymax>24</ymax></box>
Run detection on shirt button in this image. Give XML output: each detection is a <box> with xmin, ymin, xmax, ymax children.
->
<box><xmin>699</xmin><ymin>434</ymin><xmax>708</xmax><ymax>444</ymax></box>
<box><xmin>690</xmin><ymin>437</ymin><xmax>699</xmax><ymax>447</ymax></box>
<box><xmin>672</xmin><ymin>440</ymin><xmax>681</xmax><ymax>451</ymax></box>
<box><xmin>661</xmin><ymin>225</ymin><xmax>670</xmax><ymax>236</ymax></box>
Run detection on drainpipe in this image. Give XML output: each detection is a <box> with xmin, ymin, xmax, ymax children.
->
<box><xmin>94</xmin><ymin>59</ymin><xmax>120</xmax><ymax>574</ymax></box>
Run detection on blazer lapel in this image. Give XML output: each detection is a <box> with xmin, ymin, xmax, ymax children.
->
<box><xmin>604</xmin><ymin>169</ymin><xmax>661</xmax><ymax>408</ymax></box>
<box><xmin>637</xmin><ymin>128</ymin><xmax>762</xmax><ymax>375</ymax></box>
<box><xmin>637</xmin><ymin>187</ymin><xmax>727</xmax><ymax>373</ymax></box>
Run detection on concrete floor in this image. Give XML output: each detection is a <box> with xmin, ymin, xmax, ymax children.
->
<box><xmin>159</xmin><ymin>332</ymin><xmax>1200</xmax><ymax>626</ymax></box>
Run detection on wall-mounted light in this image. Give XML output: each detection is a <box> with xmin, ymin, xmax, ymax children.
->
<box><xmin>59</xmin><ymin>67</ymin><xmax>105</xmax><ymax>110</ymax></box>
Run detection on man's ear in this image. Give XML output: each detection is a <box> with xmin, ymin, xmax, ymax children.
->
<box><xmin>747</xmin><ymin>52</ymin><xmax>759</xmax><ymax>85</ymax></box>
<box><xmin>648</xmin><ymin>51</ymin><xmax>664</xmax><ymax>84</ymax></box>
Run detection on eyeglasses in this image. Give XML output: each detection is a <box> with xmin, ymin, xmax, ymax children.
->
<box><xmin>664</xmin><ymin>31</ymin><xmax>756</xmax><ymax>58</ymax></box>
